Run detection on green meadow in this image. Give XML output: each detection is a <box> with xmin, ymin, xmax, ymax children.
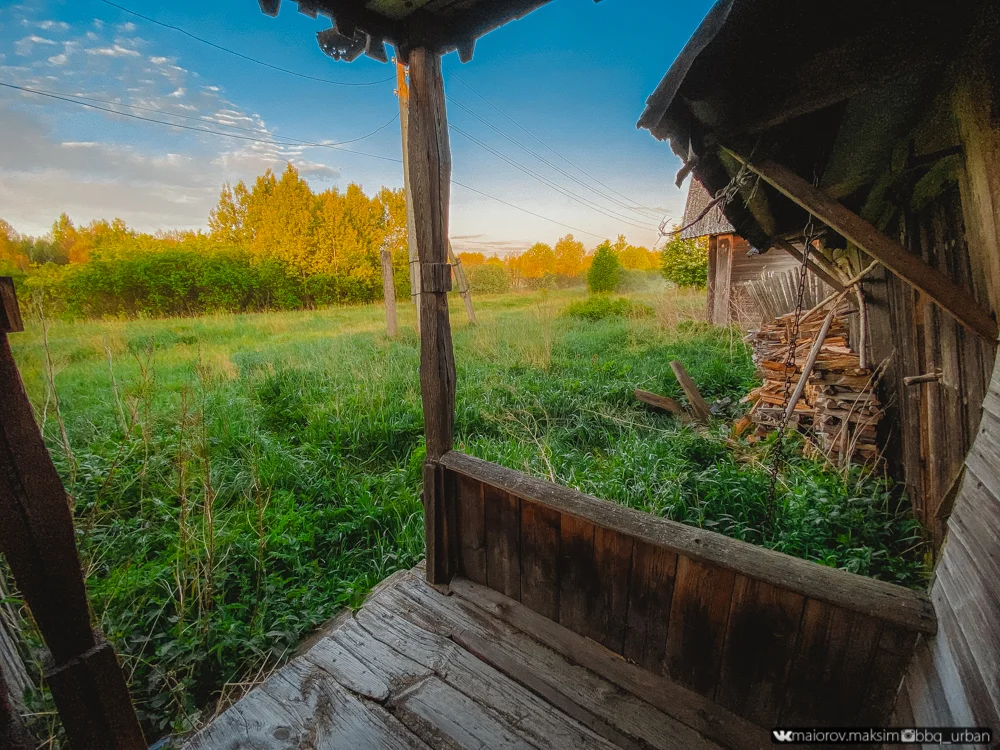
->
<box><xmin>7</xmin><ymin>288</ymin><xmax>925</xmax><ymax>740</ymax></box>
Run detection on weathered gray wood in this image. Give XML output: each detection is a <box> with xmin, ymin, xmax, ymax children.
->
<box><xmin>397</xmin><ymin>62</ymin><xmax>421</xmax><ymax>333</ymax></box>
<box><xmin>450</xmin><ymin>575</ymin><xmax>771</xmax><ymax>750</ymax></box>
<box><xmin>439</xmin><ymin>451</ymin><xmax>936</xmax><ymax>634</ymax></box>
<box><xmin>485</xmin><ymin>485</ymin><xmax>520</xmax><ymax>599</ymax></box>
<box><xmin>408</xmin><ymin>47</ymin><xmax>455</xmax><ymax>461</ymax></box>
<box><xmin>391</xmin><ymin>676</ymin><xmax>534</xmax><ymax>750</ymax></box>
<box><xmin>381</xmin><ymin>248</ymin><xmax>398</xmax><ymax>338</ymax></box>
<box><xmin>670</xmin><ymin>361</ymin><xmax>711</xmax><ymax>424</ymax></box>
<box><xmin>264</xmin><ymin>659</ymin><xmax>426</xmax><ymax>750</ymax></box>
<box><xmin>520</xmin><ymin>499</ymin><xmax>560</xmax><ymax>621</ymax></box>
<box><xmin>448</xmin><ymin>242</ymin><xmax>476</xmax><ymax>324</ymax></box>
<box><xmin>355</xmin><ymin>600</ymin><xmax>621</xmax><ymax>750</ymax></box>
<box><xmin>663</xmin><ymin>555</ymin><xmax>735</xmax><ymax>697</ymax></box>
<box><xmin>726</xmin><ymin>151</ymin><xmax>998</xmax><ymax>341</ymax></box>
<box><xmin>771</xmin><ymin>239</ymin><xmax>846</xmax><ymax>292</ymax></box>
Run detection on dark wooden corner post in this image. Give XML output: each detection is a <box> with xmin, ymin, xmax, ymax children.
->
<box><xmin>407</xmin><ymin>49</ymin><xmax>458</xmax><ymax>585</ymax></box>
<box><xmin>0</xmin><ymin>278</ymin><xmax>145</xmax><ymax>749</ymax></box>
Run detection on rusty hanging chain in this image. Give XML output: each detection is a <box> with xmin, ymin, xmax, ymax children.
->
<box><xmin>763</xmin><ymin>217</ymin><xmax>818</xmax><ymax>534</ymax></box>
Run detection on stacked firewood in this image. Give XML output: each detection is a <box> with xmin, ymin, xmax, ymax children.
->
<box><xmin>743</xmin><ymin>305</ymin><xmax>881</xmax><ymax>465</ymax></box>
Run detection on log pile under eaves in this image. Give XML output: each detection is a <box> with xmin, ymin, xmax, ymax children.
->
<box><xmin>743</xmin><ymin>305</ymin><xmax>881</xmax><ymax>465</ymax></box>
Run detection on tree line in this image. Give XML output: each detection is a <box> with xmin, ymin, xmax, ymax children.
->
<box><xmin>0</xmin><ymin>163</ymin><xmax>706</xmax><ymax>320</ymax></box>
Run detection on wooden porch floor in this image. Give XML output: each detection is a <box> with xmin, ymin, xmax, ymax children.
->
<box><xmin>183</xmin><ymin>566</ymin><xmax>769</xmax><ymax>750</ymax></box>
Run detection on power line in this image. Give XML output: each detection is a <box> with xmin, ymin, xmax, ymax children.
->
<box><xmin>98</xmin><ymin>0</ymin><xmax>394</xmax><ymax>87</ymax></box>
<box><xmin>1</xmin><ymin>81</ymin><xmax>610</xmax><ymax>239</ymax></box>
<box><xmin>447</xmin><ymin>70</ymin><xmax>665</xmax><ymax>218</ymax></box>
<box><xmin>447</xmin><ymin>93</ymin><xmax>663</xmax><ymax>223</ymax></box>
<box><xmin>5</xmin><ymin>82</ymin><xmax>399</xmax><ymax>146</ymax></box>
<box><xmin>451</xmin><ymin>123</ymin><xmax>657</xmax><ymax>232</ymax></box>
<box><xmin>450</xmin><ymin>179</ymin><xmax>604</xmax><ymax>240</ymax></box>
<box><xmin>0</xmin><ymin>81</ymin><xmax>403</xmax><ymax>162</ymax></box>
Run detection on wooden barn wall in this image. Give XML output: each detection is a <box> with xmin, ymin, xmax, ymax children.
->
<box><xmin>891</xmin><ymin>69</ymin><xmax>1000</xmax><ymax>737</ymax></box>
<box><xmin>729</xmin><ymin>237</ymin><xmax>800</xmax><ymax>285</ymax></box>
<box><xmin>860</xmin><ymin>185</ymin><xmax>994</xmax><ymax>549</ymax></box>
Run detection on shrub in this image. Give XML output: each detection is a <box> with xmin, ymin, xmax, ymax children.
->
<box><xmin>660</xmin><ymin>236</ymin><xmax>708</xmax><ymax>288</ymax></box>
<box><xmin>564</xmin><ymin>295</ymin><xmax>652</xmax><ymax>321</ymax></box>
<box><xmin>466</xmin><ymin>263</ymin><xmax>511</xmax><ymax>294</ymax></box>
<box><xmin>587</xmin><ymin>242</ymin><xmax>621</xmax><ymax>293</ymax></box>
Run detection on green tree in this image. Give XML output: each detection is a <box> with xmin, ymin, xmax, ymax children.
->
<box><xmin>659</xmin><ymin>234</ymin><xmax>708</xmax><ymax>287</ymax></box>
<box><xmin>587</xmin><ymin>241</ymin><xmax>621</xmax><ymax>293</ymax></box>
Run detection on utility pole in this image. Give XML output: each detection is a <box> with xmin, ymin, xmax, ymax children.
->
<box><xmin>396</xmin><ymin>59</ymin><xmax>421</xmax><ymax>332</ymax></box>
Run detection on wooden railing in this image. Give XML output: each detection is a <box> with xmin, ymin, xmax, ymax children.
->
<box><xmin>430</xmin><ymin>450</ymin><xmax>936</xmax><ymax>729</ymax></box>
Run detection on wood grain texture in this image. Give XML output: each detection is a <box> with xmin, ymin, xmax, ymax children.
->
<box><xmin>715</xmin><ymin>575</ymin><xmax>804</xmax><ymax>725</ymax></box>
<box><xmin>453</xmin><ymin>471</ymin><xmax>487</xmax><ymax>585</ymax></box>
<box><xmin>663</xmin><ymin>555</ymin><xmax>735</xmax><ymax>697</ymax></box>
<box><xmin>484</xmin><ymin>485</ymin><xmax>520</xmax><ymax>599</ymax></box>
<box><xmin>622</xmin><ymin>540</ymin><xmax>677</xmax><ymax>674</ymax></box>
<box><xmin>557</xmin><ymin>513</ymin><xmax>597</xmax><ymax>638</ymax></box>
<box><xmin>380</xmin><ymin>249</ymin><xmax>398</xmax><ymax>338</ymax></box>
<box><xmin>0</xmin><ymin>279</ymin><xmax>22</xmax><ymax>334</ymax></box>
<box><xmin>450</xmin><ymin>575</ymin><xmax>771</xmax><ymax>750</ymax></box>
<box><xmin>670</xmin><ymin>361</ymin><xmax>712</xmax><ymax>423</ymax></box>
<box><xmin>519</xmin><ymin>499</ymin><xmax>560</xmax><ymax>620</ymax></box>
<box><xmin>408</xmin><ymin>47</ymin><xmax>455</xmax><ymax>460</ymax></box>
<box><xmin>439</xmin><ymin>451</ymin><xmax>936</xmax><ymax>634</ymax></box>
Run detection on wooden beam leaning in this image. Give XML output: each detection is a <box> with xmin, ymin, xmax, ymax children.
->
<box><xmin>670</xmin><ymin>361</ymin><xmax>711</xmax><ymax>424</ymax></box>
<box><xmin>396</xmin><ymin>60</ymin><xmax>421</xmax><ymax>332</ymax></box>
<box><xmin>724</xmin><ymin>150</ymin><xmax>998</xmax><ymax>342</ymax></box>
<box><xmin>0</xmin><ymin>279</ymin><xmax>144</xmax><ymax>749</ymax></box>
<box><xmin>771</xmin><ymin>238</ymin><xmax>846</xmax><ymax>293</ymax></box>
<box><xmin>408</xmin><ymin>50</ymin><xmax>458</xmax><ymax>585</ymax></box>
<box><xmin>380</xmin><ymin>249</ymin><xmax>398</xmax><ymax>338</ymax></box>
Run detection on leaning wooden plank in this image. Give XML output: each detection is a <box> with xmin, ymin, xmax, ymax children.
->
<box><xmin>724</xmin><ymin>151</ymin><xmax>998</xmax><ymax>341</ymax></box>
<box><xmin>263</xmin><ymin>658</ymin><xmax>427</xmax><ymax>750</ymax></box>
<box><xmin>390</xmin><ymin>675</ymin><xmax>533</xmax><ymax>750</ymax></box>
<box><xmin>634</xmin><ymin>389</ymin><xmax>688</xmax><ymax>419</ymax></box>
<box><xmin>439</xmin><ymin>451</ymin><xmax>936</xmax><ymax>635</ymax></box>
<box><xmin>670</xmin><ymin>361</ymin><xmax>712</xmax><ymax>424</ymax></box>
<box><xmin>448</xmin><ymin>576</ymin><xmax>770</xmax><ymax>750</ymax></box>
<box><xmin>354</xmin><ymin>600</ymin><xmax>622</xmax><ymax>750</ymax></box>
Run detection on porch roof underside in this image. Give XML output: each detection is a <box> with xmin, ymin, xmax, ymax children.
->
<box><xmin>269</xmin><ymin>0</ymin><xmax>554</xmax><ymax>60</ymax></box>
<box><xmin>637</xmin><ymin>0</ymin><xmax>988</xmax><ymax>250</ymax></box>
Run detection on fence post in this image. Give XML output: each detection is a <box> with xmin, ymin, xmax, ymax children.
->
<box><xmin>0</xmin><ymin>277</ymin><xmax>145</xmax><ymax>749</ymax></box>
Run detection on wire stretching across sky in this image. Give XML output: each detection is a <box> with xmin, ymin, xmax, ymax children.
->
<box><xmin>0</xmin><ymin>82</ymin><xmax>607</xmax><ymax>239</ymax></box>
<box><xmin>451</xmin><ymin>123</ymin><xmax>657</xmax><ymax>232</ymax></box>
<box><xmin>447</xmin><ymin>70</ymin><xmax>667</xmax><ymax>221</ymax></box>
<box><xmin>98</xmin><ymin>0</ymin><xmax>394</xmax><ymax>87</ymax></box>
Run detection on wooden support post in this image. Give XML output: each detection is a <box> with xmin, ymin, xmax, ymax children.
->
<box><xmin>670</xmin><ymin>361</ymin><xmax>712</xmax><ymax>424</ymax></box>
<box><xmin>380</xmin><ymin>248</ymin><xmax>398</xmax><ymax>338</ymax></box>
<box><xmin>408</xmin><ymin>50</ymin><xmax>457</xmax><ymax>585</ymax></box>
<box><xmin>448</xmin><ymin>241</ymin><xmax>476</xmax><ymax>324</ymax></box>
<box><xmin>771</xmin><ymin>238</ymin><xmax>847</xmax><ymax>293</ymax></box>
<box><xmin>397</xmin><ymin>60</ymin><xmax>421</xmax><ymax>333</ymax></box>
<box><xmin>725</xmin><ymin>149</ymin><xmax>998</xmax><ymax>342</ymax></box>
<box><xmin>0</xmin><ymin>278</ymin><xmax>144</xmax><ymax>750</ymax></box>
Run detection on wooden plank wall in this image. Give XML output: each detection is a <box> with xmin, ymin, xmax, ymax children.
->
<box><xmin>861</xmin><ymin>186</ymin><xmax>994</xmax><ymax>549</ymax></box>
<box><xmin>892</xmin><ymin>69</ymin><xmax>1000</xmax><ymax>737</ymax></box>
<box><xmin>441</xmin><ymin>452</ymin><xmax>934</xmax><ymax>730</ymax></box>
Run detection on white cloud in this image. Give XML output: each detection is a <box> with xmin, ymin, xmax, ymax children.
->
<box><xmin>167</xmin><ymin>87</ymin><xmax>185</xmax><ymax>98</ymax></box>
<box><xmin>115</xmin><ymin>22</ymin><xmax>136</xmax><ymax>33</ymax></box>
<box><xmin>149</xmin><ymin>56</ymin><xmax>169</xmax><ymax>64</ymax></box>
<box><xmin>47</xmin><ymin>53</ymin><xmax>68</xmax><ymax>66</ymax></box>
<box><xmin>14</xmin><ymin>35</ymin><xmax>57</xmax><ymax>55</ymax></box>
<box><xmin>38</xmin><ymin>20</ymin><xmax>69</xmax><ymax>32</ymax></box>
<box><xmin>86</xmin><ymin>44</ymin><xmax>141</xmax><ymax>58</ymax></box>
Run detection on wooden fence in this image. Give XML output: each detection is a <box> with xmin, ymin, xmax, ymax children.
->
<box><xmin>431</xmin><ymin>450</ymin><xmax>935</xmax><ymax>729</ymax></box>
<box><xmin>745</xmin><ymin>268</ymin><xmax>832</xmax><ymax>324</ymax></box>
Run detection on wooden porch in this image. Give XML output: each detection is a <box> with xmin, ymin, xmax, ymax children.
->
<box><xmin>183</xmin><ymin>450</ymin><xmax>934</xmax><ymax>750</ymax></box>
<box><xmin>184</xmin><ymin>567</ymin><xmax>763</xmax><ymax>750</ymax></box>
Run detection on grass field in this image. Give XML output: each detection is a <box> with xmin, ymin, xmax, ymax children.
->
<box><xmin>6</xmin><ymin>287</ymin><xmax>926</xmax><ymax>742</ymax></box>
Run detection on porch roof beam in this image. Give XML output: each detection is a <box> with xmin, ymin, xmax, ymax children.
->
<box><xmin>724</xmin><ymin>148</ymin><xmax>998</xmax><ymax>342</ymax></box>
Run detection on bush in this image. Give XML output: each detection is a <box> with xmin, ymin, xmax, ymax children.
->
<box><xmin>587</xmin><ymin>242</ymin><xmax>621</xmax><ymax>293</ymax></box>
<box><xmin>660</xmin><ymin>236</ymin><xmax>708</xmax><ymax>288</ymax></box>
<box><xmin>466</xmin><ymin>263</ymin><xmax>511</xmax><ymax>294</ymax></box>
<box><xmin>564</xmin><ymin>295</ymin><xmax>653</xmax><ymax>321</ymax></box>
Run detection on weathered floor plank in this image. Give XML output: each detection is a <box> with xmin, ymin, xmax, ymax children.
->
<box><xmin>185</xmin><ymin>566</ymin><xmax>749</xmax><ymax>750</ymax></box>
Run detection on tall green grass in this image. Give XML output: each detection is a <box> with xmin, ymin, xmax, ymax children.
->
<box><xmin>5</xmin><ymin>289</ymin><xmax>925</xmax><ymax>743</ymax></box>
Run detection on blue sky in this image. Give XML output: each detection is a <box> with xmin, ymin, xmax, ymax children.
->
<box><xmin>0</xmin><ymin>0</ymin><xmax>714</xmax><ymax>254</ymax></box>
